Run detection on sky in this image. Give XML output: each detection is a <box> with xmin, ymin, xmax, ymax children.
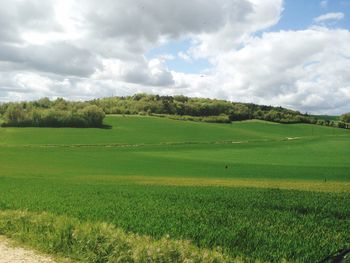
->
<box><xmin>0</xmin><ymin>0</ymin><xmax>349</xmax><ymax>114</ymax></box>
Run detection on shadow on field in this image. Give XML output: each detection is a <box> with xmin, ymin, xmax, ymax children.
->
<box><xmin>100</xmin><ymin>124</ymin><xmax>113</xmax><ymax>129</ymax></box>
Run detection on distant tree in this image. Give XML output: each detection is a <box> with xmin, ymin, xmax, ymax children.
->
<box><xmin>317</xmin><ymin>119</ymin><xmax>325</xmax><ymax>126</ymax></box>
<box><xmin>173</xmin><ymin>95</ymin><xmax>188</xmax><ymax>103</ymax></box>
<box><xmin>2</xmin><ymin>100</ymin><xmax>105</xmax><ymax>128</ymax></box>
<box><xmin>53</xmin><ymin>98</ymin><xmax>69</xmax><ymax>111</ymax></box>
<box><xmin>229</xmin><ymin>104</ymin><xmax>250</xmax><ymax>121</ymax></box>
<box><xmin>338</xmin><ymin>121</ymin><xmax>346</xmax><ymax>129</ymax></box>
<box><xmin>34</xmin><ymin>97</ymin><xmax>51</xmax><ymax>108</ymax></box>
<box><xmin>340</xmin><ymin>113</ymin><xmax>350</xmax><ymax>123</ymax></box>
<box><xmin>4</xmin><ymin>104</ymin><xmax>27</xmax><ymax>126</ymax></box>
<box><xmin>79</xmin><ymin>105</ymin><xmax>105</xmax><ymax>127</ymax></box>
<box><xmin>132</xmin><ymin>93</ymin><xmax>147</xmax><ymax>101</ymax></box>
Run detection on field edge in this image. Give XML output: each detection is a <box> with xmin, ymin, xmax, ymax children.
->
<box><xmin>0</xmin><ymin>210</ymin><xmax>249</xmax><ymax>263</ymax></box>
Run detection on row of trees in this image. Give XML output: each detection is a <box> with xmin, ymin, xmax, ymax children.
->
<box><xmin>153</xmin><ymin>114</ymin><xmax>231</xmax><ymax>123</ymax></box>
<box><xmin>316</xmin><ymin>119</ymin><xmax>350</xmax><ymax>129</ymax></box>
<box><xmin>312</xmin><ymin>113</ymin><xmax>350</xmax><ymax>129</ymax></box>
<box><xmin>90</xmin><ymin>94</ymin><xmax>317</xmax><ymax>124</ymax></box>
<box><xmin>1</xmin><ymin>102</ymin><xmax>105</xmax><ymax>127</ymax></box>
<box><xmin>0</xmin><ymin>95</ymin><xmax>349</xmax><ymax>128</ymax></box>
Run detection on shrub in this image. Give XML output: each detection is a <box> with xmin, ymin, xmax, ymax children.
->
<box><xmin>1</xmin><ymin>104</ymin><xmax>105</xmax><ymax>128</ymax></box>
<box><xmin>152</xmin><ymin>114</ymin><xmax>231</xmax><ymax>123</ymax></box>
<box><xmin>79</xmin><ymin>105</ymin><xmax>105</xmax><ymax>127</ymax></box>
<box><xmin>337</xmin><ymin>121</ymin><xmax>347</xmax><ymax>129</ymax></box>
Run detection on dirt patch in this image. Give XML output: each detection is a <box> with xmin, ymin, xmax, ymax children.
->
<box><xmin>0</xmin><ymin>236</ymin><xmax>57</xmax><ymax>263</ymax></box>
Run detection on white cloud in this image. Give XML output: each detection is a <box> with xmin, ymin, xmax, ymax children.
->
<box><xmin>320</xmin><ymin>0</ymin><xmax>328</xmax><ymax>8</ymax></box>
<box><xmin>0</xmin><ymin>0</ymin><xmax>350</xmax><ymax>114</ymax></box>
<box><xmin>0</xmin><ymin>0</ymin><xmax>283</xmax><ymax>95</ymax></box>
<box><xmin>178</xmin><ymin>52</ymin><xmax>192</xmax><ymax>62</ymax></box>
<box><xmin>314</xmin><ymin>12</ymin><xmax>345</xmax><ymax>23</ymax></box>
<box><xmin>191</xmin><ymin>0</ymin><xmax>283</xmax><ymax>59</ymax></box>
<box><xmin>178</xmin><ymin>28</ymin><xmax>350</xmax><ymax>114</ymax></box>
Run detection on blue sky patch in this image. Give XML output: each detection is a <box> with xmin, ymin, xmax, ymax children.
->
<box><xmin>145</xmin><ymin>39</ymin><xmax>212</xmax><ymax>74</ymax></box>
<box><xmin>147</xmin><ymin>0</ymin><xmax>349</xmax><ymax>75</ymax></box>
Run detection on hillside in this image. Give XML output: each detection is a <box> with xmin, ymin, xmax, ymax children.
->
<box><xmin>2</xmin><ymin>95</ymin><xmax>349</xmax><ymax>129</ymax></box>
<box><xmin>91</xmin><ymin>94</ymin><xmax>315</xmax><ymax>123</ymax></box>
<box><xmin>0</xmin><ymin>115</ymin><xmax>348</xmax><ymax>146</ymax></box>
<box><xmin>0</xmin><ymin>116</ymin><xmax>349</xmax><ymax>262</ymax></box>
<box><xmin>1</xmin><ymin>116</ymin><xmax>349</xmax><ymax>183</ymax></box>
<box><xmin>0</xmin><ymin>115</ymin><xmax>350</xmax><ymax>262</ymax></box>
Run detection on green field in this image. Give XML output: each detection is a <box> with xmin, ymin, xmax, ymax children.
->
<box><xmin>0</xmin><ymin>115</ymin><xmax>349</xmax><ymax>262</ymax></box>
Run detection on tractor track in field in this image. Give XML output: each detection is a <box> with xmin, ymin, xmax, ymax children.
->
<box><xmin>0</xmin><ymin>138</ymin><xmax>296</xmax><ymax>148</ymax></box>
<box><xmin>0</xmin><ymin>133</ymin><xmax>347</xmax><ymax>149</ymax></box>
<box><xmin>0</xmin><ymin>137</ymin><xmax>307</xmax><ymax>149</ymax></box>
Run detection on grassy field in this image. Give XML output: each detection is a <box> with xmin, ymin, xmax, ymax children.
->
<box><xmin>0</xmin><ymin>115</ymin><xmax>349</xmax><ymax>262</ymax></box>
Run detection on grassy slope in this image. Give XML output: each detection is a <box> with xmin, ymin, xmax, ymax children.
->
<box><xmin>1</xmin><ymin>137</ymin><xmax>350</xmax><ymax>182</ymax></box>
<box><xmin>0</xmin><ymin>116</ymin><xmax>349</xmax><ymax>183</ymax></box>
<box><xmin>0</xmin><ymin>115</ymin><xmax>349</xmax><ymax>262</ymax></box>
<box><xmin>0</xmin><ymin>115</ymin><xmax>347</xmax><ymax>145</ymax></box>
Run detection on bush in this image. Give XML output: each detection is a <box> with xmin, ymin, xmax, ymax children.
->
<box><xmin>1</xmin><ymin>104</ymin><xmax>105</xmax><ymax>128</ymax></box>
<box><xmin>337</xmin><ymin>121</ymin><xmax>347</xmax><ymax>129</ymax></box>
<box><xmin>3</xmin><ymin>104</ymin><xmax>28</xmax><ymax>126</ymax></box>
<box><xmin>153</xmin><ymin>114</ymin><xmax>231</xmax><ymax>123</ymax></box>
<box><xmin>79</xmin><ymin>105</ymin><xmax>105</xmax><ymax>127</ymax></box>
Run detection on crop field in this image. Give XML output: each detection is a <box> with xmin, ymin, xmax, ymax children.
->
<box><xmin>0</xmin><ymin>115</ymin><xmax>349</xmax><ymax>262</ymax></box>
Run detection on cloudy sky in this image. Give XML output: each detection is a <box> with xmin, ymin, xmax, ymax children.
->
<box><xmin>0</xmin><ymin>0</ymin><xmax>349</xmax><ymax>114</ymax></box>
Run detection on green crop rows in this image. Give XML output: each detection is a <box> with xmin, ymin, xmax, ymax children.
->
<box><xmin>0</xmin><ymin>115</ymin><xmax>349</xmax><ymax>262</ymax></box>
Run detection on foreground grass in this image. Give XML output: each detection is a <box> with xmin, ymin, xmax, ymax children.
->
<box><xmin>0</xmin><ymin>179</ymin><xmax>349</xmax><ymax>262</ymax></box>
<box><xmin>0</xmin><ymin>210</ymin><xmax>236</xmax><ymax>263</ymax></box>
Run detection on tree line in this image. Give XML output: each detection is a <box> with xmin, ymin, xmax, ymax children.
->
<box><xmin>91</xmin><ymin>94</ymin><xmax>312</xmax><ymax>123</ymax></box>
<box><xmin>0</xmin><ymin>94</ymin><xmax>349</xmax><ymax>128</ymax></box>
<box><xmin>90</xmin><ymin>94</ymin><xmax>350</xmax><ymax>128</ymax></box>
<box><xmin>0</xmin><ymin>98</ymin><xmax>105</xmax><ymax>127</ymax></box>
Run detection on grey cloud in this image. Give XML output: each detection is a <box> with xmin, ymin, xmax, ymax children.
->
<box><xmin>0</xmin><ymin>0</ymin><xmax>60</xmax><ymax>43</ymax></box>
<box><xmin>80</xmin><ymin>0</ymin><xmax>254</xmax><ymax>53</ymax></box>
<box><xmin>0</xmin><ymin>42</ymin><xmax>100</xmax><ymax>77</ymax></box>
<box><xmin>121</xmin><ymin>59</ymin><xmax>175</xmax><ymax>87</ymax></box>
<box><xmin>123</xmin><ymin>70</ymin><xmax>174</xmax><ymax>87</ymax></box>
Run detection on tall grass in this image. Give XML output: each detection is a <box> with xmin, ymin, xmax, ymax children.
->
<box><xmin>0</xmin><ymin>210</ymin><xmax>241</xmax><ymax>263</ymax></box>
